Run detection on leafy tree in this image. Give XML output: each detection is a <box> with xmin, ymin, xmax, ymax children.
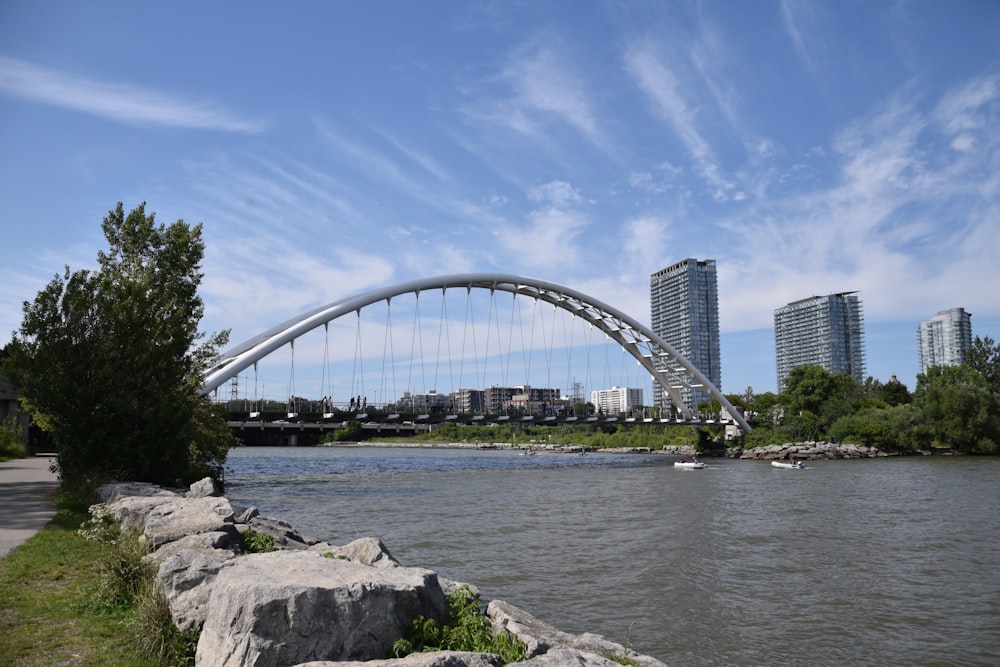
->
<box><xmin>965</xmin><ymin>335</ymin><xmax>1000</xmax><ymax>393</ymax></box>
<box><xmin>876</xmin><ymin>376</ymin><xmax>912</xmax><ymax>406</ymax></box>
<box><xmin>912</xmin><ymin>365</ymin><xmax>1000</xmax><ymax>453</ymax></box>
<box><xmin>5</xmin><ymin>202</ymin><xmax>237</xmax><ymax>491</ymax></box>
<box><xmin>781</xmin><ymin>365</ymin><xmax>863</xmax><ymax>436</ymax></box>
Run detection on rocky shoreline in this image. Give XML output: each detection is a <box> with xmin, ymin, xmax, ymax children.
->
<box><xmin>96</xmin><ymin>478</ymin><xmax>667</xmax><ymax>667</ymax></box>
<box><xmin>347</xmin><ymin>440</ymin><xmax>895</xmax><ymax>460</ymax></box>
<box><xmin>730</xmin><ymin>441</ymin><xmax>887</xmax><ymax>460</ymax></box>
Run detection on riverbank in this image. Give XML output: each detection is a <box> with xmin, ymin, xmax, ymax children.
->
<box><xmin>324</xmin><ymin>439</ymin><xmax>916</xmax><ymax>460</ymax></box>
<box><xmin>95</xmin><ymin>477</ymin><xmax>668</xmax><ymax>667</ymax></box>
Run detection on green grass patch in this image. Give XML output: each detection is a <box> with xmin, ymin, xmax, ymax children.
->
<box><xmin>0</xmin><ymin>505</ymin><xmax>194</xmax><ymax>666</ymax></box>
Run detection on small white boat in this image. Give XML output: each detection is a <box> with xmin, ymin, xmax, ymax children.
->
<box><xmin>674</xmin><ymin>459</ymin><xmax>706</xmax><ymax>469</ymax></box>
<box><xmin>771</xmin><ymin>460</ymin><xmax>806</xmax><ymax>469</ymax></box>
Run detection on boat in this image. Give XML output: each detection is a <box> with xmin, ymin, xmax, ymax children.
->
<box><xmin>771</xmin><ymin>460</ymin><xmax>806</xmax><ymax>469</ymax></box>
<box><xmin>674</xmin><ymin>459</ymin><xmax>706</xmax><ymax>469</ymax></box>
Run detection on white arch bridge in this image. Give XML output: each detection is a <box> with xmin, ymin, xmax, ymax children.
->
<box><xmin>202</xmin><ymin>273</ymin><xmax>750</xmax><ymax>433</ymax></box>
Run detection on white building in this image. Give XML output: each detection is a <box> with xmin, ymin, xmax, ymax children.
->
<box><xmin>649</xmin><ymin>259</ymin><xmax>721</xmax><ymax>413</ymax></box>
<box><xmin>590</xmin><ymin>386</ymin><xmax>643</xmax><ymax>416</ymax></box>
<box><xmin>774</xmin><ymin>292</ymin><xmax>866</xmax><ymax>391</ymax></box>
<box><xmin>918</xmin><ymin>308</ymin><xmax>972</xmax><ymax>373</ymax></box>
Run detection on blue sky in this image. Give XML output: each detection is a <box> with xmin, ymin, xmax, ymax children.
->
<box><xmin>2</xmin><ymin>1</ymin><xmax>998</xmax><ymax>400</ymax></box>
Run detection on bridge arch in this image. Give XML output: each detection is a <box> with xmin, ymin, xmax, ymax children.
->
<box><xmin>202</xmin><ymin>273</ymin><xmax>750</xmax><ymax>433</ymax></box>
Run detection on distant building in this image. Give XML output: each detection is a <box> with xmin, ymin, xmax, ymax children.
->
<box><xmin>918</xmin><ymin>307</ymin><xmax>972</xmax><ymax>373</ymax></box>
<box><xmin>452</xmin><ymin>388</ymin><xmax>485</xmax><ymax>413</ymax></box>
<box><xmin>649</xmin><ymin>258</ymin><xmax>721</xmax><ymax>413</ymax></box>
<box><xmin>483</xmin><ymin>385</ymin><xmax>560</xmax><ymax>414</ymax></box>
<box><xmin>774</xmin><ymin>292</ymin><xmax>866</xmax><ymax>391</ymax></box>
<box><xmin>396</xmin><ymin>390</ymin><xmax>452</xmax><ymax>412</ymax></box>
<box><xmin>590</xmin><ymin>386</ymin><xmax>643</xmax><ymax>416</ymax></box>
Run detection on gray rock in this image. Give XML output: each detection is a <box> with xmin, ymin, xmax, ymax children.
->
<box><xmin>296</xmin><ymin>651</ymin><xmax>503</xmax><ymax>667</ymax></box>
<box><xmin>235</xmin><ymin>505</ymin><xmax>260</xmax><ymax>523</ymax></box>
<box><xmin>307</xmin><ymin>536</ymin><xmax>402</xmax><ymax>568</ymax></box>
<box><xmin>140</xmin><ymin>496</ymin><xmax>238</xmax><ymax>549</ymax></box>
<box><xmin>97</xmin><ymin>481</ymin><xmax>178</xmax><ymax>503</ymax></box>
<box><xmin>186</xmin><ymin>477</ymin><xmax>222</xmax><ymax>498</ymax></box>
<box><xmin>105</xmin><ymin>493</ymin><xmax>185</xmax><ymax>533</ymax></box>
<box><xmin>195</xmin><ymin>551</ymin><xmax>448</xmax><ymax>667</ymax></box>
<box><xmin>247</xmin><ymin>515</ymin><xmax>318</xmax><ymax>548</ymax></box>
<box><xmin>508</xmin><ymin>647</ymin><xmax>634</xmax><ymax>666</ymax></box>
<box><xmin>157</xmin><ymin>546</ymin><xmax>238</xmax><ymax>631</ymax></box>
<box><xmin>487</xmin><ymin>600</ymin><xmax>666</xmax><ymax>667</ymax></box>
<box><xmin>145</xmin><ymin>530</ymin><xmax>238</xmax><ymax>564</ymax></box>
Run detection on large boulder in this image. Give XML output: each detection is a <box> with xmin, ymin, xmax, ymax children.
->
<box><xmin>156</xmin><ymin>545</ymin><xmax>239</xmax><ymax>631</ymax></box>
<box><xmin>140</xmin><ymin>496</ymin><xmax>239</xmax><ymax>549</ymax></box>
<box><xmin>196</xmin><ymin>551</ymin><xmax>448</xmax><ymax>667</ymax></box>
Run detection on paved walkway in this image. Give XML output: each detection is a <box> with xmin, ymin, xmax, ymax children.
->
<box><xmin>0</xmin><ymin>455</ymin><xmax>59</xmax><ymax>559</ymax></box>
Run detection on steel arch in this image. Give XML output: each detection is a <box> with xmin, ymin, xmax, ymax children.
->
<box><xmin>202</xmin><ymin>273</ymin><xmax>750</xmax><ymax>432</ymax></box>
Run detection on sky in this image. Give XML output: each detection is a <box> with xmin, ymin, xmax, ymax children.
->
<box><xmin>1</xmin><ymin>0</ymin><xmax>999</xmax><ymax>400</ymax></box>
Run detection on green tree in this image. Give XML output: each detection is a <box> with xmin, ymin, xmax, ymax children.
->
<box><xmin>876</xmin><ymin>376</ymin><xmax>912</xmax><ymax>406</ymax></box>
<box><xmin>5</xmin><ymin>202</ymin><xmax>236</xmax><ymax>491</ymax></box>
<box><xmin>912</xmin><ymin>365</ymin><xmax>1000</xmax><ymax>453</ymax></box>
<box><xmin>965</xmin><ymin>335</ymin><xmax>1000</xmax><ymax>393</ymax></box>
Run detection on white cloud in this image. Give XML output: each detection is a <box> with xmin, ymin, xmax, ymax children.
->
<box><xmin>528</xmin><ymin>180</ymin><xmax>583</xmax><ymax>207</ymax></box>
<box><xmin>624</xmin><ymin>42</ymin><xmax>733</xmax><ymax>199</ymax></box>
<box><xmin>501</xmin><ymin>43</ymin><xmax>602</xmax><ymax>145</ymax></box>
<box><xmin>0</xmin><ymin>55</ymin><xmax>265</xmax><ymax>133</ymax></box>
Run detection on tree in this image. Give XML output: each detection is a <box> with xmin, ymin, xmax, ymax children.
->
<box><xmin>965</xmin><ymin>335</ymin><xmax>1000</xmax><ymax>393</ymax></box>
<box><xmin>912</xmin><ymin>365</ymin><xmax>1000</xmax><ymax>453</ymax></box>
<box><xmin>5</xmin><ymin>202</ymin><xmax>237</xmax><ymax>491</ymax></box>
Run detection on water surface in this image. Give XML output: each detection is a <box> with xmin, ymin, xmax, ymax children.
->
<box><xmin>225</xmin><ymin>447</ymin><xmax>1000</xmax><ymax>666</ymax></box>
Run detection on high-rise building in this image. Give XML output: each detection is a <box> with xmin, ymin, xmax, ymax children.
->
<box><xmin>590</xmin><ymin>386</ymin><xmax>643</xmax><ymax>416</ymax></box>
<box><xmin>649</xmin><ymin>259</ymin><xmax>721</xmax><ymax>414</ymax></box>
<box><xmin>918</xmin><ymin>307</ymin><xmax>972</xmax><ymax>373</ymax></box>
<box><xmin>774</xmin><ymin>292</ymin><xmax>866</xmax><ymax>391</ymax></box>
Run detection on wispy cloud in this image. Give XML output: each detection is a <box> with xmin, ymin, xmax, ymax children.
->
<box><xmin>499</xmin><ymin>180</ymin><xmax>590</xmax><ymax>270</ymax></box>
<box><xmin>779</xmin><ymin>0</ymin><xmax>822</xmax><ymax>79</ymax></box>
<box><xmin>0</xmin><ymin>55</ymin><xmax>265</xmax><ymax>132</ymax></box>
<box><xmin>716</xmin><ymin>74</ymin><xmax>1000</xmax><ymax>329</ymax></box>
<box><xmin>624</xmin><ymin>42</ymin><xmax>733</xmax><ymax>200</ymax></box>
<box><xmin>464</xmin><ymin>38</ymin><xmax>605</xmax><ymax>152</ymax></box>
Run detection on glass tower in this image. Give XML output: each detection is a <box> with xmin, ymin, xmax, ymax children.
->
<box><xmin>649</xmin><ymin>259</ymin><xmax>721</xmax><ymax>415</ymax></box>
<box><xmin>774</xmin><ymin>292</ymin><xmax>866</xmax><ymax>391</ymax></box>
<box><xmin>918</xmin><ymin>307</ymin><xmax>972</xmax><ymax>373</ymax></box>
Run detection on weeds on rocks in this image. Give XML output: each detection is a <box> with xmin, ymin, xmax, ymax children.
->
<box><xmin>391</xmin><ymin>585</ymin><xmax>527</xmax><ymax>664</ymax></box>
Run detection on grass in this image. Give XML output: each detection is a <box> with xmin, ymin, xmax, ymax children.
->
<box><xmin>0</xmin><ymin>507</ymin><xmax>164</xmax><ymax>666</ymax></box>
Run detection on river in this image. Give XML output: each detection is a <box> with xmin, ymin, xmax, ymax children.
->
<box><xmin>224</xmin><ymin>446</ymin><xmax>1000</xmax><ymax>666</ymax></box>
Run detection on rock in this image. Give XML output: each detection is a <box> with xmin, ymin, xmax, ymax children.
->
<box><xmin>141</xmin><ymin>496</ymin><xmax>239</xmax><ymax>549</ymax></box>
<box><xmin>235</xmin><ymin>505</ymin><xmax>260</xmax><ymax>523</ymax></box>
<box><xmin>508</xmin><ymin>647</ymin><xmax>636</xmax><ymax>666</ymax></box>
<box><xmin>145</xmin><ymin>530</ymin><xmax>238</xmax><ymax>564</ymax></box>
<box><xmin>487</xmin><ymin>600</ymin><xmax>666</xmax><ymax>667</ymax></box>
<box><xmin>308</xmin><ymin>536</ymin><xmax>402</xmax><ymax>568</ymax></box>
<box><xmin>246</xmin><ymin>515</ymin><xmax>317</xmax><ymax>549</ymax></box>
<box><xmin>156</xmin><ymin>546</ymin><xmax>239</xmax><ymax>631</ymax></box>
<box><xmin>98</xmin><ymin>481</ymin><xmax>178</xmax><ymax>503</ymax></box>
<box><xmin>187</xmin><ymin>477</ymin><xmax>223</xmax><ymax>498</ymax></box>
<box><xmin>105</xmin><ymin>492</ymin><xmax>185</xmax><ymax>533</ymax></box>
<box><xmin>296</xmin><ymin>651</ymin><xmax>503</xmax><ymax>667</ymax></box>
<box><xmin>195</xmin><ymin>551</ymin><xmax>448</xmax><ymax>667</ymax></box>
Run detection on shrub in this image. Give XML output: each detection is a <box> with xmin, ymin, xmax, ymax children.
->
<box><xmin>241</xmin><ymin>529</ymin><xmax>276</xmax><ymax>553</ymax></box>
<box><xmin>0</xmin><ymin>417</ymin><xmax>27</xmax><ymax>459</ymax></box>
<box><xmin>392</xmin><ymin>586</ymin><xmax>527</xmax><ymax>663</ymax></box>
